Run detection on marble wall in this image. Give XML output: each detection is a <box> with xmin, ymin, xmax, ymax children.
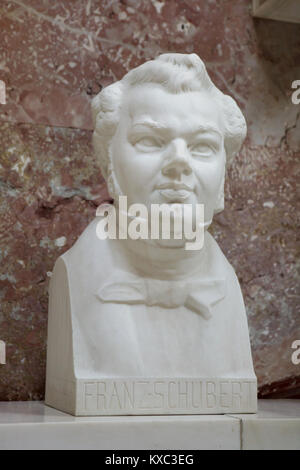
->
<box><xmin>0</xmin><ymin>0</ymin><xmax>299</xmax><ymax>400</ymax></box>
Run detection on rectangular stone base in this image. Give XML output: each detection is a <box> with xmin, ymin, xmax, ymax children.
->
<box><xmin>0</xmin><ymin>400</ymin><xmax>299</xmax><ymax>450</ymax></box>
<box><xmin>45</xmin><ymin>376</ymin><xmax>257</xmax><ymax>416</ymax></box>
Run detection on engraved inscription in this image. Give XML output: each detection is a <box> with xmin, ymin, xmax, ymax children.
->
<box><xmin>82</xmin><ymin>379</ymin><xmax>256</xmax><ymax>412</ymax></box>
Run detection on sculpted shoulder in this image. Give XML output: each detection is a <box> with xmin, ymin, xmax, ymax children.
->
<box><xmin>58</xmin><ymin>216</ymin><xmax>114</xmax><ymax>278</ymax></box>
<box><xmin>205</xmin><ymin>232</ymin><xmax>241</xmax><ymax>285</ymax></box>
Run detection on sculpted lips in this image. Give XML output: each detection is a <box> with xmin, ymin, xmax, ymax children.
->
<box><xmin>156</xmin><ymin>182</ymin><xmax>194</xmax><ymax>202</ymax></box>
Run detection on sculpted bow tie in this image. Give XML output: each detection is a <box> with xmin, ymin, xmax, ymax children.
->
<box><xmin>97</xmin><ymin>273</ymin><xmax>226</xmax><ymax>320</ymax></box>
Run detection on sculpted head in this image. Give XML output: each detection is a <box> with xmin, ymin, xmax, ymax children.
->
<box><xmin>92</xmin><ymin>53</ymin><xmax>246</xmax><ymax>224</ymax></box>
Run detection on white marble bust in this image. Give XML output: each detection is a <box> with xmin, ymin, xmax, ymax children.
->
<box><xmin>45</xmin><ymin>53</ymin><xmax>257</xmax><ymax>416</ymax></box>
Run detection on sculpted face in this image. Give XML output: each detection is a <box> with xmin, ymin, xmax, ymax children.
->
<box><xmin>110</xmin><ymin>84</ymin><xmax>226</xmax><ymax>225</ymax></box>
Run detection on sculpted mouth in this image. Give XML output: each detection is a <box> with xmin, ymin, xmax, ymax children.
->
<box><xmin>158</xmin><ymin>188</ymin><xmax>192</xmax><ymax>202</ymax></box>
<box><xmin>157</xmin><ymin>182</ymin><xmax>193</xmax><ymax>191</ymax></box>
<box><xmin>156</xmin><ymin>183</ymin><xmax>193</xmax><ymax>202</ymax></box>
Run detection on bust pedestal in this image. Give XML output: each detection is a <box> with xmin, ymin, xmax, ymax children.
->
<box><xmin>1</xmin><ymin>400</ymin><xmax>299</xmax><ymax>450</ymax></box>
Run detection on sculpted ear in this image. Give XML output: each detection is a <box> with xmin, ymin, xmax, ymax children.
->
<box><xmin>91</xmin><ymin>81</ymin><xmax>124</xmax><ymax>181</ymax></box>
<box><xmin>214</xmin><ymin>94</ymin><xmax>247</xmax><ymax>215</ymax></box>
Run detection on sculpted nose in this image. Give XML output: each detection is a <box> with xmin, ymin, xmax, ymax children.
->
<box><xmin>162</xmin><ymin>139</ymin><xmax>192</xmax><ymax>178</ymax></box>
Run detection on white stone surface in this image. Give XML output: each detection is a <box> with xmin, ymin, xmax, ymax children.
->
<box><xmin>0</xmin><ymin>400</ymin><xmax>299</xmax><ymax>450</ymax></box>
<box><xmin>46</xmin><ymin>53</ymin><xmax>256</xmax><ymax>416</ymax></box>
<box><xmin>0</xmin><ymin>401</ymin><xmax>240</xmax><ymax>450</ymax></box>
<box><xmin>230</xmin><ymin>399</ymin><xmax>300</xmax><ymax>450</ymax></box>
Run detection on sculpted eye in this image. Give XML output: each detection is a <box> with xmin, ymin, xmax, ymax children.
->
<box><xmin>134</xmin><ymin>136</ymin><xmax>163</xmax><ymax>151</ymax></box>
<box><xmin>190</xmin><ymin>142</ymin><xmax>214</xmax><ymax>156</ymax></box>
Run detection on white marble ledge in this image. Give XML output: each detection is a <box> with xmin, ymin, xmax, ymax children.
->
<box><xmin>229</xmin><ymin>399</ymin><xmax>300</xmax><ymax>450</ymax></box>
<box><xmin>0</xmin><ymin>399</ymin><xmax>299</xmax><ymax>450</ymax></box>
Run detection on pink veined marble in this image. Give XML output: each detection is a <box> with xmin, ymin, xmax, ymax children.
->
<box><xmin>0</xmin><ymin>0</ymin><xmax>299</xmax><ymax>402</ymax></box>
